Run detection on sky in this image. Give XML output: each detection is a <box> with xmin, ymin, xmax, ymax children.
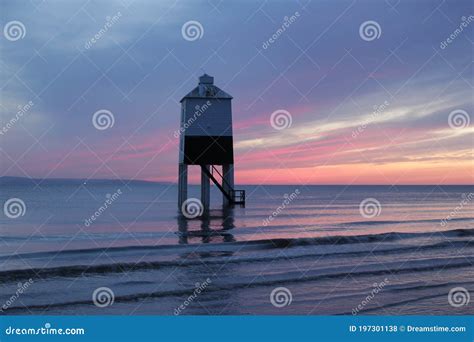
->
<box><xmin>0</xmin><ymin>0</ymin><xmax>473</xmax><ymax>185</ymax></box>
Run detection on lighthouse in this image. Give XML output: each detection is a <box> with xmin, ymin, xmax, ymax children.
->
<box><xmin>178</xmin><ymin>74</ymin><xmax>245</xmax><ymax>214</ymax></box>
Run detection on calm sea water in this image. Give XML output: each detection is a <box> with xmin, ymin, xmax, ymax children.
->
<box><xmin>1</xmin><ymin>180</ymin><xmax>473</xmax><ymax>315</ymax></box>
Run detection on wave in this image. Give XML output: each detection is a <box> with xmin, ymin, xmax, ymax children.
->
<box><xmin>3</xmin><ymin>227</ymin><xmax>473</xmax><ymax>260</ymax></box>
<box><xmin>343</xmin><ymin>217</ymin><xmax>474</xmax><ymax>226</ymax></box>
<box><xmin>0</xmin><ymin>229</ymin><xmax>473</xmax><ymax>282</ymax></box>
<box><xmin>3</xmin><ymin>256</ymin><xmax>472</xmax><ymax>314</ymax></box>
<box><xmin>338</xmin><ymin>280</ymin><xmax>474</xmax><ymax>315</ymax></box>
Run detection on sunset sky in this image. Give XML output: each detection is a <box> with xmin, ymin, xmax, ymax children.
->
<box><xmin>1</xmin><ymin>0</ymin><xmax>472</xmax><ymax>185</ymax></box>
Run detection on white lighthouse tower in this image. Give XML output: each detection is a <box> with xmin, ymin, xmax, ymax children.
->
<box><xmin>178</xmin><ymin>74</ymin><xmax>245</xmax><ymax>213</ymax></box>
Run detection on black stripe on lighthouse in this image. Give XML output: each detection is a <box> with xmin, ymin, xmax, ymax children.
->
<box><xmin>184</xmin><ymin>136</ymin><xmax>234</xmax><ymax>165</ymax></box>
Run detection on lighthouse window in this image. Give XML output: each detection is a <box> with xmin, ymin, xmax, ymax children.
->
<box><xmin>205</xmin><ymin>86</ymin><xmax>216</xmax><ymax>97</ymax></box>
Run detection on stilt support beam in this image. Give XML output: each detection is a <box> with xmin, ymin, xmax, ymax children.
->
<box><xmin>201</xmin><ymin>165</ymin><xmax>210</xmax><ymax>213</ymax></box>
<box><xmin>222</xmin><ymin>164</ymin><xmax>234</xmax><ymax>206</ymax></box>
<box><xmin>178</xmin><ymin>163</ymin><xmax>188</xmax><ymax>210</ymax></box>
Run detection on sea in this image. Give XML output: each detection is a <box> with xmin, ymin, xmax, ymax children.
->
<box><xmin>0</xmin><ymin>178</ymin><xmax>473</xmax><ymax>315</ymax></box>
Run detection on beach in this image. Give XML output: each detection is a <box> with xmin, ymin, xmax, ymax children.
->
<box><xmin>1</xmin><ymin>179</ymin><xmax>473</xmax><ymax>315</ymax></box>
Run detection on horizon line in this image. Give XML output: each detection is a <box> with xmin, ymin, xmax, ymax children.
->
<box><xmin>0</xmin><ymin>176</ymin><xmax>471</xmax><ymax>186</ymax></box>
